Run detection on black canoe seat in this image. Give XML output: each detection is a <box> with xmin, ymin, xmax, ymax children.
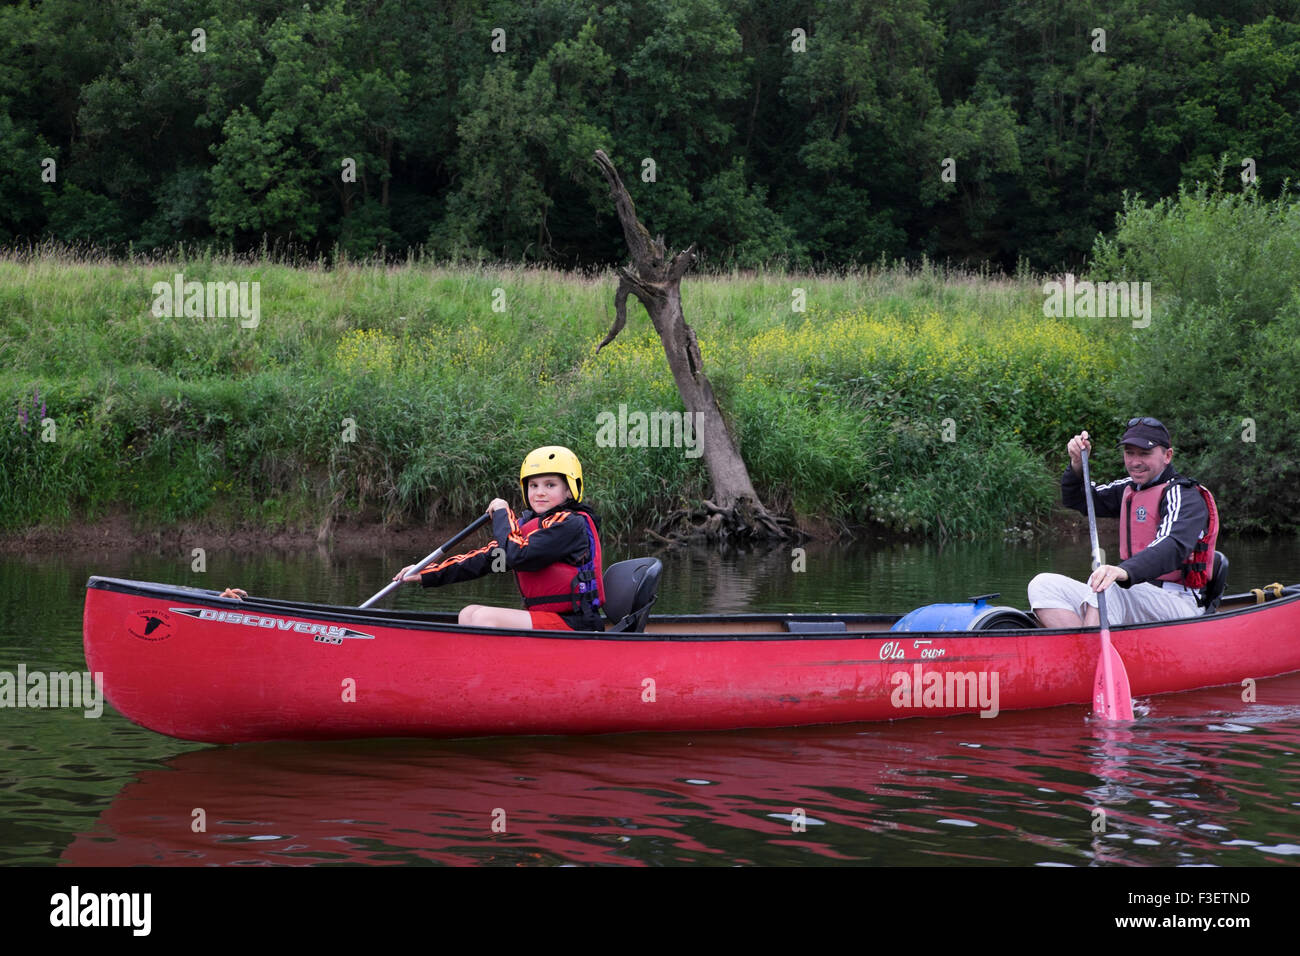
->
<box><xmin>603</xmin><ymin>558</ymin><xmax>662</xmax><ymax>633</ymax></box>
<box><xmin>784</xmin><ymin>620</ymin><xmax>848</xmax><ymax>633</ymax></box>
<box><xmin>974</xmin><ymin>608</ymin><xmax>1039</xmax><ymax>630</ymax></box>
<box><xmin>1200</xmin><ymin>551</ymin><xmax>1229</xmax><ymax>614</ymax></box>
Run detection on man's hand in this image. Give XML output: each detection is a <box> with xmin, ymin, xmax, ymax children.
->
<box><xmin>1067</xmin><ymin>430</ymin><xmax>1093</xmax><ymax>475</ymax></box>
<box><xmin>1088</xmin><ymin>564</ymin><xmax>1129</xmax><ymax>592</ymax></box>
<box><xmin>393</xmin><ymin>565</ymin><xmax>421</xmax><ymax>583</ymax></box>
<box><xmin>219</xmin><ymin>587</ymin><xmax>247</xmax><ymax>600</ymax></box>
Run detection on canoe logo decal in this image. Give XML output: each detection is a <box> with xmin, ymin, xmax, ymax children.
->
<box><xmin>168</xmin><ymin>607</ymin><xmax>375</xmax><ymax>642</ymax></box>
<box><xmin>880</xmin><ymin>639</ymin><xmax>947</xmax><ymax>661</ymax></box>
<box><xmin>912</xmin><ymin>639</ymin><xmax>946</xmax><ymax>660</ymax></box>
<box><xmin>128</xmin><ymin>608</ymin><xmax>175</xmax><ymax>642</ymax></box>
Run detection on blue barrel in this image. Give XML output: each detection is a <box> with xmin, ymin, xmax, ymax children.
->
<box><xmin>890</xmin><ymin>593</ymin><xmax>1036</xmax><ymax>632</ymax></box>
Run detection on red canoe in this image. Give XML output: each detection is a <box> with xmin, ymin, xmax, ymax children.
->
<box><xmin>83</xmin><ymin>575</ymin><xmax>1300</xmax><ymax>743</ymax></box>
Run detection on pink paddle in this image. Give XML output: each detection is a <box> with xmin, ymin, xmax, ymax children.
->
<box><xmin>1080</xmin><ymin>448</ymin><xmax>1135</xmax><ymax>721</ymax></box>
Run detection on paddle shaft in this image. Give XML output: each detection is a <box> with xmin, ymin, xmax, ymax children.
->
<box><xmin>1080</xmin><ymin>447</ymin><xmax>1119</xmax><ymax>715</ymax></box>
<box><xmin>1078</xmin><ymin>449</ymin><xmax>1110</xmax><ymax>622</ymax></box>
<box><xmin>359</xmin><ymin>512</ymin><xmax>492</xmax><ymax>608</ymax></box>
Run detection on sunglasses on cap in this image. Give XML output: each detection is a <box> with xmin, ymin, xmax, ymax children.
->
<box><xmin>1127</xmin><ymin>417</ymin><xmax>1166</xmax><ymax>429</ymax></box>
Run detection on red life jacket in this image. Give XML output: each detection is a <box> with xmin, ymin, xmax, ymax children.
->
<box><xmin>1118</xmin><ymin>478</ymin><xmax>1219</xmax><ymax>588</ymax></box>
<box><xmin>513</xmin><ymin>510</ymin><xmax>605</xmax><ymax>615</ymax></box>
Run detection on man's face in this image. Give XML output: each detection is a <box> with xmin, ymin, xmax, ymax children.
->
<box><xmin>1123</xmin><ymin>443</ymin><xmax>1173</xmax><ymax>486</ymax></box>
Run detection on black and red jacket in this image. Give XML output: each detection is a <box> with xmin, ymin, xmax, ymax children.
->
<box><xmin>1061</xmin><ymin>463</ymin><xmax>1212</xmax><ymax>589</ymax></box>
<box><xmin>418</xmin><ymin>501</ymin><xmax>605</xmax><ymax>631</ymax></box>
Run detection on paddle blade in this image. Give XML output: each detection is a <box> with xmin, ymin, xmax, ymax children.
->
<box><xmin>1092</xmin><ymin>643</ymin><xmax>1135</xmax><ymax>721</ymax></box>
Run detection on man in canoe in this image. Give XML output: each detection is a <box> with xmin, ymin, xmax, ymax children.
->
<box><xmin>391</xmin><ymin>445</ymin><xmax>606</xmax><ymax>631</ymax></box>
<box><xmin>1028</xmin><ymin>417</ymin><xmax>1219</xmax><ymax>628</ymax></box>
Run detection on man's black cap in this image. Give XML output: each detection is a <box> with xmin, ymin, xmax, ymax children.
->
<box><xmin>1118</xmin><ymin>417</ymin><xmax>1171</xmax><ymax>449</ymax></box>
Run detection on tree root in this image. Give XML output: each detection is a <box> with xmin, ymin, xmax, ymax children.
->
<box><xmin>647</xmin><ymin>497</ymin><xmax>803</xmax><ymax>546</ymax></box>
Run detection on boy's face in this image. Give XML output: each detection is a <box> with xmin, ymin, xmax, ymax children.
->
<box><xmin>526</xmin><ymin>474</ymin><xmax>569</xmax><ymax>512</ymax></box>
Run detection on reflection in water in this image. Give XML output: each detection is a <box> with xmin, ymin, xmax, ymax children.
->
<box><xmin>57</xmin><ymin>676</ymin><xmax>1300</xmax><ymax>867</ymax></box>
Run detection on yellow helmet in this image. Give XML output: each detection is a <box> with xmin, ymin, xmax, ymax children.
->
<box><xmin>519</xmin><ymin>446</ymin><xmax>584</xmax><ymax>503</ymax></box>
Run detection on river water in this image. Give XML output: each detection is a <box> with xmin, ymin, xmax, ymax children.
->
<box><xmin>2</xmin><ymin>534</ymin><xmax>1299</xmax><ymax>869</ymax></box>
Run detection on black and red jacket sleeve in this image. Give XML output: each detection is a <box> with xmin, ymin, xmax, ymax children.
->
<box><xmin>417</xmin><ymin>505</ymin><xmax>594</xmax><ymax>587</ymax></box>
<box><xmin>417</xmin><ymin>531</ymin><xmax>498</xmax><ymax>588</ymax></box>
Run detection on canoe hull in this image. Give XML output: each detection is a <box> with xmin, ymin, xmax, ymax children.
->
<box><xmin>83</xmin><ymin>576</ymin><xmax>1300</xmax><ymax>743</ymax></box>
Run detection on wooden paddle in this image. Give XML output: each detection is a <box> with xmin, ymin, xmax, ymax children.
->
<box><xmin>1080</xmin><ymin>447</ymin><xmax>1135</xmax><ymax>720</ymax></box>
<box><xmin>360</xmin><ymin>512</ymin><xmax>492</xmax><ymax>608</ymax></box>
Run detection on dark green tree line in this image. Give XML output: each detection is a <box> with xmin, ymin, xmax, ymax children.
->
<box><xmin>2</xmin><ymin>0</ymin><xmax>1298</xmax><ymax>267</ymax></box>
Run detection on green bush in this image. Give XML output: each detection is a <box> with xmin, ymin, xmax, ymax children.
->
<box><xmin>1089</xmin><ymin>177</ymin><xmax>1300</xmax><ymax>533</ymax></box>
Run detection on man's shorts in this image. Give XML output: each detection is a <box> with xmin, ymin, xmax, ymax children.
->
<box><xmin>1027</xmin><ymin>574</ymin><xmax>1201</xmax><ymax>625</ymax></box>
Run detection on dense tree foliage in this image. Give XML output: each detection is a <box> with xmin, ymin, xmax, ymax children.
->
<box><xmin>1091</xmin><ymin>175</ymin><xmax>1300</xmax><ymax>532</ymax></box>
<box><xmin>2</xmin><ymin>0</ymin><xmax>1298</xmax><ymax>267</ymax></box>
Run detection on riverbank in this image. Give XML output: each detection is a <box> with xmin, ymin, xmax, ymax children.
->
<box><xmin>0</xmin><ymin>505</ymin><xmax>1102</xmax><ymax>555</ymax></box>
<box><xmin>2</xmin><ymin>254</ymin><xmax>1122</xmax><ymax>540</ymax></box>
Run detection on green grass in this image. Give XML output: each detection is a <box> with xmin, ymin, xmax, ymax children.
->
<box><xmin>0</xmin><ymin>249</ymin><xmax>1125</xmax><ymax>539</ymax></box>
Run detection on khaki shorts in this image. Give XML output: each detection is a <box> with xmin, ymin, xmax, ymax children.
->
<box><xmin>1027</xmin><ymin>573</ymin><xmax>1201</xmax><ymax>625</ymax></box>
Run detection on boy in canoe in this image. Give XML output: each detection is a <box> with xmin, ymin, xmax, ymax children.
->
<box><xmin>391</xmin><ymin>445</ymin><xmax>606</xmax><ymax>631</ymax></box>
<box><xmin>1028</xmin><ymin>417</ymin><xmax>1218</xmax><ymax>628</ymax></box>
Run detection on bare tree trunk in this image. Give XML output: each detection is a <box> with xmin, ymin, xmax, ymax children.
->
<box><xmin>592</xmin><ymin>149</ymin><xmax>788</xmax><ymax>541</ymax></box>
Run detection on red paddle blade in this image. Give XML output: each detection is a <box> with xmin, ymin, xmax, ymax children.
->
<box><xmin>1092</xmin><ymin>643</ymin><xmax>1135</xmax><ymax>721</ymax></box>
